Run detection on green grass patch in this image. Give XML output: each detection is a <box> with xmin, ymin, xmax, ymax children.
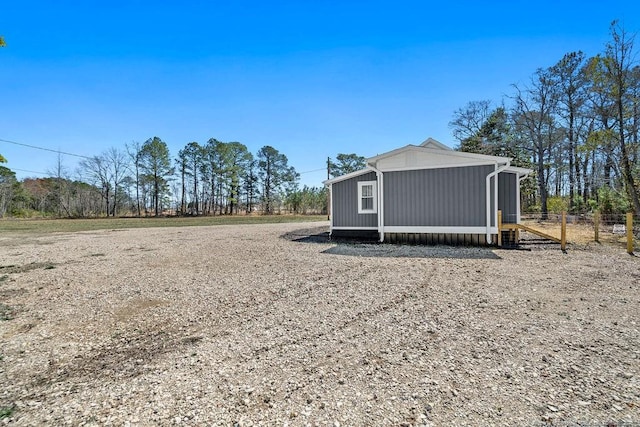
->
<box><xmin>0</xmin><ymin>405</ymin><xmax>15</xmax><ymax>419</ymax></box>
<box><xmin>0</xmin><ymin>303</ymin><xmax>14</xmax><ymax>321</ymax></box>
<box><xmin>0</xmin><ymin>215</ymin><xmax>327</xmax><ymax>235</ymax></box>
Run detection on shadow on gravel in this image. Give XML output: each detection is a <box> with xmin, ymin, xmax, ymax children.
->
<box><xmin>281</xmin><ymin>226</ymin><xmax>332</xmax><ymax>244</ymax></box>
<box><xmin>322</xmin><ymin>244</ymin><xmax>501</xmax><ymax>259</ymax></box>
<box><xmin>282</xmin><ymin>227</ymin><xmax>502</xmax><ymax>259</ymax></box>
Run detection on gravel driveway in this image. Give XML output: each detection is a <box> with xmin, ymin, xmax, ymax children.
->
<box><xmin>1</xmin><ymin>221</ymin><xmax>639</xmax><ymax>426</ymax></box>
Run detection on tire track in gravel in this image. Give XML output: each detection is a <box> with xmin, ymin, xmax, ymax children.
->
<box><xmin>189</xmin><ymin>263</ymin><xmax>360</xmax><ymax>332</ymax></box>
<box><xmin>245</xmin><ymin>263</ymin><xmax>441</xmax><ymax>359</ymax></box>
<box><xmin>208</xmin><ymin>262</ymin><xmax>444</xmax><ymax>425</ymax></box>
<box><xmin>13</xmin><ymin>262</ymin><xmax>366</xmax><ymax>397</ymax></box>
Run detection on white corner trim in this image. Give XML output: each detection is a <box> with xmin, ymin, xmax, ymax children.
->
<box><xmin>329</xmin><ymin>183</ymin><xmax>334</xmax><ymax>232</ymax></box>
<box><xmin>485</xmin><ymin>161</ymin><xmax>510</xmax><ymax>244</ymax></box>
<box><xmin>378</xmin><ymin>171</ymin><xmax>384</xmax><ymax>241</ymax></box>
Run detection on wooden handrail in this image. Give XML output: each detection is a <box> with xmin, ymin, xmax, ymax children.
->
<box><xmin>501</xmin><ymin>223</ymin><xmax>562</xmax><ymax>244</ymax></box>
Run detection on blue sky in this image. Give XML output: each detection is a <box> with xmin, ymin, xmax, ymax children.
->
<box><xmin>1</xmin><ymin>1</ymin><xmax>639</xmax><ymax>187</ymax></box>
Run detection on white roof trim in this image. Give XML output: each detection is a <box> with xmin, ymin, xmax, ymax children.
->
<box><xmin>325</xmin><ymin>138</ymin><xmax>527</xmax><ymax>183</ymax></box>
<box><xmin>376</xmin><ymin>162</ymin><xmax>502</xmax><ymax>173</ymax></box>
<box><xmin>367</xmin><ymin>145</ymin><xmax>511</xmax><ymax>167</ymax></box>
<box><xmin>419</xmin><ymin>137</ymin><xmax>452</xmax><ymax>151</ymax></box>
<box><xmin>504</xmin><ymin>166</ymin><xmax>532</xmax><ymax>176</ymax></box>
<box><xmin>323</xmin><ymin>167</ymin><xmax>375</xmax><ymax>185</ymax></box>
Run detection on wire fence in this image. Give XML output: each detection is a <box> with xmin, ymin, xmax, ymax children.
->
<box><xmin>517</xmin><ymin>212</ymin><xmax>639</xmax><ymax>250</ymax></box>
<box><xmin>521</xmin><ymin>212</ymin><xmax>639</xmax><ymax>228</ymax></box>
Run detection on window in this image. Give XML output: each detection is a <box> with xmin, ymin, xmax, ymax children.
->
<box><xmin>357</xmin><ymin>181</ymin><xmax>377</xmax><ymax>214</ymax></box>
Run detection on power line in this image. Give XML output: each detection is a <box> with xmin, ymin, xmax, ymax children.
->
<box><xmin>0</xmin><ymin>138</ymin><xmax>91</xmax><ymax>159</ymax></box>
<box><xmin>7</xmin><ymin>167</ymin><xmax>48</xmax><ymax>175</ymax></box>
<box><xmin>1</xmin><ymin>137</ymin><xmax>328</xmax><ymax>177</ymax></box>
<box><xmin>298</xmin><ymin>167</ymin><xmax>325</xmax><ymax>175</ymax></box>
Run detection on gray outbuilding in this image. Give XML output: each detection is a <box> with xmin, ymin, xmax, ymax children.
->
<box><xmin>324</xmin><ymin>138</ymin><xmax>531</xmax><ymax>245</ymax></box>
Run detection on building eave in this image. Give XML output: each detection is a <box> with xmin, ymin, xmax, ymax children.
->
<box><xmin>366</xmin><ymin>145</ymin><xmax>512</xmax><ymax>168</ymax></box>
<box><xmin>504</xmin><ymin>166</ymin><xmax>533</xmax><ymax>176</ymax></box>
<box><xmin>323</xmin><ymin>167</ymin><xmax>375</xmax><ymax>186</ymax></box>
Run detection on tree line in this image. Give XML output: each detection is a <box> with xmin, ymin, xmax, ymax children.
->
<box><xmin>450</xmin><ymin>21</ymin><xmax>640</xmax><ymax>217</ymax></box>
<box><xmin>0</xmin><ymin>31</ymin><xmax>326</xmax><ymax>219</ymax></box>
<box><xmin>14</xmin><ymin>23</ymin><xmax>639</xmax><ymax>219</ymax></box>
<box><xmin>0</xmin><ymin>136</ymin><xmax>367</xmax><ymax>218</ymax></box>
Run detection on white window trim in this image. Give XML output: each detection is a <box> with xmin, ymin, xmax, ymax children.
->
<box><xmin>357</xmin><ymin>181</ymin><xmax>377</xmax><ymax>214</ymax></box>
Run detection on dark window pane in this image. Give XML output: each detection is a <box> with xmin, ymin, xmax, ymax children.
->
<box><xmin>362</xmin><ymin>197</ymin><xmax>373</xmax><ymax>210</ymax></box>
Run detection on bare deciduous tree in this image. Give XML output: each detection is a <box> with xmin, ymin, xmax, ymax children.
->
<box><xmin>449</xmin><ymin>100</ymin><xmax>493</xmax><ymax>147</ymax></box>
<box><xmin>512</xmin><ymin>68</ymin><xmax>559</xmax><ymax>219</ymax></box>
<box><xmin>603</xmin><ymin>21</ymin><xmax>640</xmax><ymax>213</ymax></box>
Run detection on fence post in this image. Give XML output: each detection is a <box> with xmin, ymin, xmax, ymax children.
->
<box><xmin>561</xmin><ymin>211</ymin><xmax>567</xmax><ymax>251</ymax></box>
<box><xmin>497</xmin><ymin>210</ymin><xmax>503</xmax><ymax>247</ymax></box>
<box><xmin>594</xmin><ymin>210</ymin><xmax>600</xmax><ymax>243</ymax></box>
<box><xmin>627</xmin><ymin>212</ymin><xmax>634</xmax><ymax>255</ymax></box>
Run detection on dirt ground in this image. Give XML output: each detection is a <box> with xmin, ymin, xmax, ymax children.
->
<box><xmin>0</xmin><ymin>222</ymin><xmax>639</xmax><ymax>426</ymax></box>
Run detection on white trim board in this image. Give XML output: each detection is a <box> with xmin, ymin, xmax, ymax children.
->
<box><xmin>383</xmin><ymin>226</ymin><xmax>499</xmax><ymax>234</ymax></box>
<box><xmin>328</xmin><ymin>183</ymin><xmax>334</xmax><ymax>231</ymax></box>
<box><xmin>504</xmin><ymin>166</ymin><xmax>532</xmax><ymax>176</ymax></box>
<box><xmin>331</xmin><ymin>227</ymin><xmax>379</xmax><ymax>230</ymax></box>
<box><xmin>323</xmin><ymin>167</ymin><xmax>374</xmax><ymax>185</ymax></box>
<box><xmin>367</xmin><ymin>144</ymin><xmax>510</xmax><ymax>165</ymax></box>
<box><xmin>376</xmin><ymin>161</ymin><xmax>503</xmax><ymax>173</ymax></box>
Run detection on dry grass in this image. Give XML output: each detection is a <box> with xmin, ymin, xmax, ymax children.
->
<box><xmin>0</xmin><ymin>214</ymin><xmax>326</xmax><ymax>235</ymax></box>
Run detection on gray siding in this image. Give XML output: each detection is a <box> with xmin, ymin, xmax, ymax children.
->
<box><xmin>498</xmin><ymin>172</ymin><xmax>517</xmax><ymax>223</ymax></box>
<box><xmin>384</xmin><ymin>165</ymin><xmax>493</xmax><ymax>227</ymax></box>
<box><xmin>331</xmin><ymin>171</ymin><xmax>378</xmax><ymax>228</ymax></box>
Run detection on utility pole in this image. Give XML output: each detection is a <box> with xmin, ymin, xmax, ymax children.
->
<box><xmin>327</xmin><ymin>157</ymin><xmax>331</xmax><ymax>220</ymax></box>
